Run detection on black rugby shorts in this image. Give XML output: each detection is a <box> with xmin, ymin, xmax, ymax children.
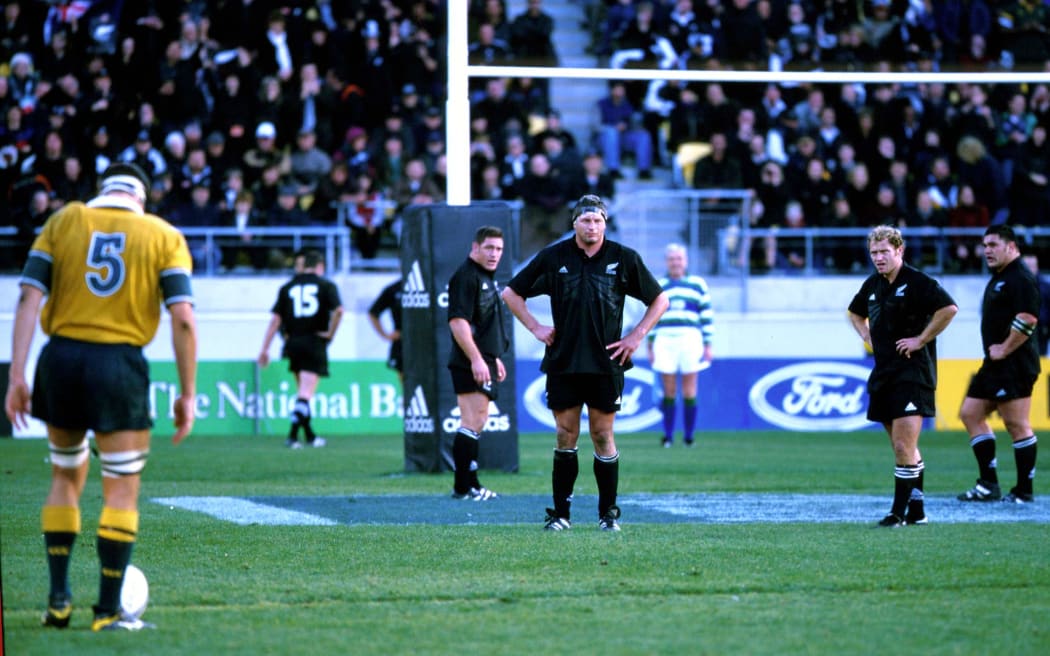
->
<box><xmin>966</xmin><ymin>362</ymin><xmax>1037</xmax><ymax>401</ymax></box>
<box><xmin>546</xmin><ymin>373</ymin><xmax>624</xmax><ymax>413</ymax></box>
<box><xmin>867</xmin><ymin>382</ymin><xmax>935</xmax><ymax>423</ymax></box>
<box><xmin>284</xmin><ymin>335</ymin><xmax>330</xmax><ymax>376</ymax></box>
<box><xmin>449</xmin><ymin>361</ymin><xmax>499</xmax><ymax>400</ymax></box>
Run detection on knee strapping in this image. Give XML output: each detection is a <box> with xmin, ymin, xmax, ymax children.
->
<box><xmin>99</xmin><ymin>450</ymin><xmax>149</xmax><ymax>477</ymax></box>
<box><xmin>49</xmin><ymin>439</ymin><xmax>89</xmax><ymax>469</ymax></box>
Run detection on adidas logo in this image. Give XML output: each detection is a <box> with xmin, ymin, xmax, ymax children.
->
<box><xmin>404</xmin><ymin>386</ymin><xmax>435</xmax><ymax>433</ymax></box>
<box><xmin>402</xmin><ymin>261</ymin><xmax>430</xmax><ymax>308</ymax></box>
<box><xmin>904</xmin><ymin>401</ymin><xmax>917</xmax><ymax>412</ymax></box>
<box><xmin>443</xmin><ymin>401</ymin><xmax>511</xmax><ymax>433</ymax></box>
<box><xmin>996</xmin><ymin>388</ymin><xmax>1007</xmax><ymax>397</ymax></box>
<box><xmin>869</xmin><ymin>293</ymin><xmax>876</xmax><ymax>301</ymax></box>
<box><xmin>558</xmin><ymin>266</ymin><xmax>568</xmax><ymax>274</ymax></box>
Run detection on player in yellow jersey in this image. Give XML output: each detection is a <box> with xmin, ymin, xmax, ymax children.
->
<box><xmin>4</xmin><ymin>162</ymin><xmax>199</xmax><ymax>632</ymax></box>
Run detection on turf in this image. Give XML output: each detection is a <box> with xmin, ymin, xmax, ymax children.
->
<box><xmin>2</xmin><ymin>430</ymin><xmax>1048</xmax><ymax>655</ymax></box>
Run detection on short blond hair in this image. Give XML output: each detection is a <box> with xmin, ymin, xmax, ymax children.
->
<box><xmin>868</xmin><ymin>225</ymin><xmax>904</xmax><ymax>249</ymax></box>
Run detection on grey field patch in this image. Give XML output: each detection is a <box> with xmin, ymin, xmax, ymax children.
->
<box><xmin>152</xmin><ymin>493</ymin><xmax>1050</xmax><ymax>526</ymax></box>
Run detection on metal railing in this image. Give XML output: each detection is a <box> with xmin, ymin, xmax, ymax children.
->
<box><xmin>718</xmin><ymin>225</ymin><xmax>1050</xmax><ymax>276</ymax></box>
<box><xmin>614</xmin><ymin>189</ymin><xmax>1050</xmax><ymax>277</ymax></box>
<box><xmin>0</xmin><ymin>200</ymin><xmax>528</xmax><ymax>276</ymax></box>
<box><xmin>6</xmin><ymin>196</ymin><xmax>1043</xmax><ymax>280</ymax></box>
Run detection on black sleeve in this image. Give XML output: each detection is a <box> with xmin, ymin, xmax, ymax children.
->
<box><xmin>923</xmin><ymin>275</ymin><xmax>957</xmax><ymax>313</ymax></box>
<box><xmin>1015</xmin><ymin>276</ymin><xmax>1042</xmax><ymax>318</ymax></box>
<box><xmin>369</xmin><ymin>283</ymin><xmax>394</xmax><ymax>317</ymax></box>
<box><xmin>325</xmin><ymin>279</ymin><xmax>343</xmax><ymax>311</ymax></box>
<box><xmin>507</xmin><ymin>249</ymin><xmax>549</xmax><ymax>298</ymax></box>
<box><xmin>447</xmin><ymin>268</ymin><xmax>476</xmax><ymax>322</ymax></box>
<box><xmin>270</xmin><ymin>285</ymin><xmax>286</xmax><ymax>316</ymax></box>
<box><xmin>847</xmin><ymin>277</ymin><xmax>874</xmax><ymax>318</ymax></box>
<box><xmin>625</xmin><ymin>248</ymin><xmax>664</xmax><ymax>305</ymax></box>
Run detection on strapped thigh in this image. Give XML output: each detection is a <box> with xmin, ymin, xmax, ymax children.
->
<box><xmin>98</xmin><ymin>449</ymin><xmax>150</xmax><ymax>477</ymax></box>
<box><xmin>49</xmin><ymin>438</ymin><xmax>89</xmax><ymax>468</ymax></box>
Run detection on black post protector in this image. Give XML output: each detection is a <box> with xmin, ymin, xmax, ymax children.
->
<box><xmin>400</xmin><ymin>202</ymin><xmax>519</xmax><ymax>473</ymax></box>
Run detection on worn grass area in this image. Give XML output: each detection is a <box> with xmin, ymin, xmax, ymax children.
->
<box><xmin>2</xmin><ymin>431</ymin><xmax>1047</xmax><ymax>655</ymax></box>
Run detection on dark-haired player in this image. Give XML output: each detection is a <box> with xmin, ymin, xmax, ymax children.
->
<box><xmin>368</xmin><ymin>277</ymin><xmax>404</xmax><ymax>384</ymax></box>
<box><xmin>958</xmin><ymin>225</ymin><xmax>1041</xmax><ymax>503</ymax></box>
<box><xmin>5</xmin><ymin>162</ymin><xmax>198</xmax><ymax>631</ymax></box>
<box><xmin>848</xmin><ymin>225</ymin><xmax>958</xmax><ymax>527</ymax></box>
<box><xmin>502</xmin><ymin>194</ymin><xmax>669</xmax><ymax>531</ymax></box>
<box><xmin>258</xmin><ymin>249</ymin><xmax>344</xmax><ymax>448</ymax></box>
<box><xmin>447</xmin><ymin>226</ymin><xmax>508</xmax><ymax>500</ymax></box>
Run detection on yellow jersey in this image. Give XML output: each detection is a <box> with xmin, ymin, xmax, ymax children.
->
<box><xmin>21</xmin><ymin>198</ymin><xmax>194</xmax><ymax>346</ymax></box>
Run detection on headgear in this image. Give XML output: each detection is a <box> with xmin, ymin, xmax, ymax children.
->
<box><xmin>98</xmin><ymin>162</ymin><xmax>150</xmax><ymax>204</ymax></box>
<box><xmin>571</xmin><ymin>194</ymin><xmax>607</xmax><ymax>225</ymax></box>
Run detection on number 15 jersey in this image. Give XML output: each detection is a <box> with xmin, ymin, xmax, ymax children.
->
<box><xmin>270</xmin><ymin>272</ymin><xmax>342</xmax><ymax>338</ymax></box>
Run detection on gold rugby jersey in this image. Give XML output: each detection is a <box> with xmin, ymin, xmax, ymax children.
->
<box><xmin>21</xmin><ymin>199</ymin><xmax>193</xmax><ymax>346</ymax></box>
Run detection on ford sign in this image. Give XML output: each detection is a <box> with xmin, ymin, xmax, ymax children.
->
<box><xmin>523</xmin><ymin>368</ymin><xmax>663</xmax><ymax>432</ymax></box>
<box><xmin>748</xmin><ymin>361</ymin><xmax>873</xmax><ymax>431</ymax></box>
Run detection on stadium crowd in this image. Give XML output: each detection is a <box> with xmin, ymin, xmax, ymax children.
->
<box><xmin>1</xmin><ymin>0</ymin><xmax>1050</xmax><ymax>273</ymax></box>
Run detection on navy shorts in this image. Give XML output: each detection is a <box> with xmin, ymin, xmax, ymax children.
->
<box><xmin>546</xmin><ymin>373</ymin><xmax>624</xmax><ymax>413</ymax></box>
<box><xmin>32</xmin><ymin>336</ymin><xmax>152</xmax><ymax>432</ymax></box>
<box><xmin>966</xmin><ymin>363</ymin><xmax>1037</xmax><ymax>401</ymax></box>
<box><xmin>283</xmin><ymin>335</ymin><xmax>329</xmax><ymax>376</ymax></box>
<box><xmin>867</xmin><ymin>382</ymin><xmax>935</xmax><ymax>424</ymax></box>
<box><xmin>449</xmin><ymin>361</ymin><xmax>499</xmax><ymax>400</ymax></box>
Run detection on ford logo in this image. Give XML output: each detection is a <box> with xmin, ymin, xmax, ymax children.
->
<box><xmin>523</xmin><ymin>368</ymin><xmax>663</xmax><ymax>432</ymax></box>
<box><xmin>749</xmin><ymin>362</ymin><xmax>873</xmax><ymax>431</ymax></box>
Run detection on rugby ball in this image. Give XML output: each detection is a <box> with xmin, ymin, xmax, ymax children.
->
<box><xmin>120</xmin><ymin>564</ymin><xmax>149</xmax><ymax>619</ymax></box>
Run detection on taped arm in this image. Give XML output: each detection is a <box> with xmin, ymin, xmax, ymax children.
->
<box><xmin>997</xmin><ymin>311</ymin><xmax>1040</xmax><ymax>358</ymax></box>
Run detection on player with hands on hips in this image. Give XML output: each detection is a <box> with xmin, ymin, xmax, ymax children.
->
<box><xmin>502</xmin><ymin>194</ymin><xmax>669</xmax><ymax>531</ymax></box>
<box><xmin>847</xmin><ymin>225</ymin><xmax>958</xmax><ymax>528</ymax></box>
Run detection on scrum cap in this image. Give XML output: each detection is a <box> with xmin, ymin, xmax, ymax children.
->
<box><xmin>99</xmin><ymin>162</ymin><xmax>150</xmax><ymax>204</ymax></box>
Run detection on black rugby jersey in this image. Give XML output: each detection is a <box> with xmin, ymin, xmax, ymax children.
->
<box><xmin>447</xmin><ymin>257</ymin><xmax>508</xmax><ymax>367</ymax></box>
<box><xmin>369</xmin><ymin>279</ymin><xmax>403</xmax><ymax>332</ymax></box>
<box><xmin>848</xmin><ymin>263</ymin><xmax>956</xmax><ymax>391</ymax></box>
<box><xmin>507</xmin><ymin>237</ymin><xmax>663</xmax><ymax>375</ymax></box>
<box><xmin>271</xmin><ymin>272</ymin><xmax>342</xmax><ymax>338</ymax></box>
<box><xmin>980</xmin><ymin>256</ymin><xmax>1041</xmax><ymax>377</ymax></box>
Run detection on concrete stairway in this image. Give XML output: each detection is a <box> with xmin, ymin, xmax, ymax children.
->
<box><xmin>502</xmin><ymin>2</ymin><xmax>690</xmax><ymax>273</ymax></box>
<box><xmin>504</xmin><ymin>1</ymin><xmax>605</xmax><ymax>146</ymax></box>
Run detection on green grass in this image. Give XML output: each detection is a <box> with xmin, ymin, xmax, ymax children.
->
<box><xmin>2</xmin><ymin>430</ymin><xmax>1048</xmax><ymax>655</ymax></box>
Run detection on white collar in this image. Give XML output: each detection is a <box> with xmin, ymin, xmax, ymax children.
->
<box><xmin>86</xmin><ymin>194</ymin><xmax>144</xmax><ymax>214</ymax></box>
